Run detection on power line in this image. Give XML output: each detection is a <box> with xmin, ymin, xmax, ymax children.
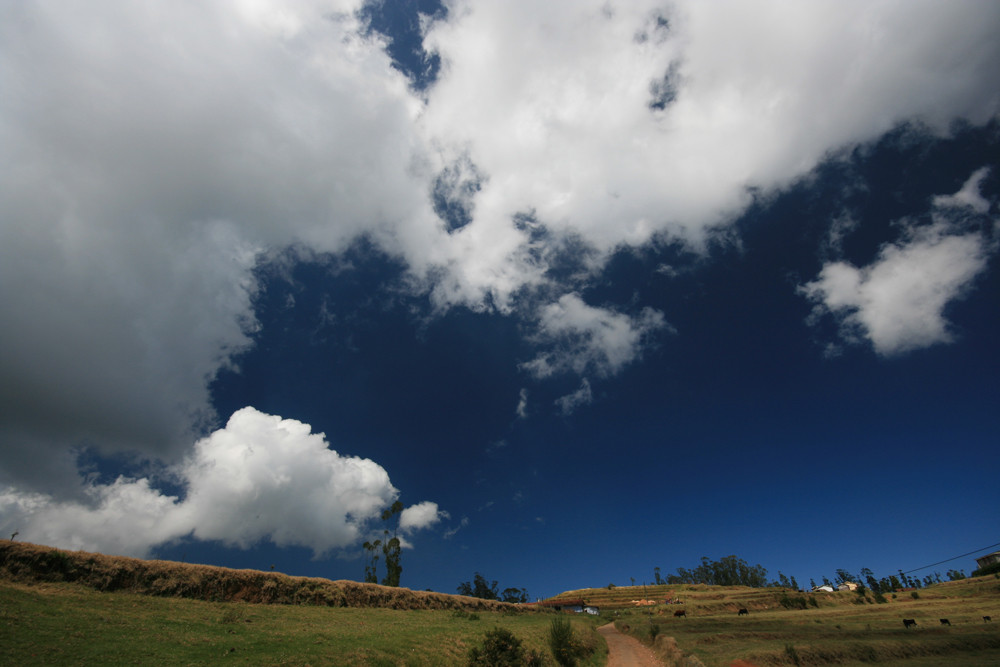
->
<box><xmin>900</xmin><ymin>541</ymin><xmax>1000</xmax><ymax>576</ymax></box>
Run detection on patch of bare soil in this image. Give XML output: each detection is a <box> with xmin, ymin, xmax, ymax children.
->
<box><xmin>598</xmin><ymin>622</ymin><xmax>666</xmax><ymax>667</ymax></box>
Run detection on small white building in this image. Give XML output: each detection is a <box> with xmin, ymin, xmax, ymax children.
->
<box><xmin>837</xmin><ymin>582</ymin><xmax>858</xmax><ymax>592</ymax></box>
<box><xmin>812</xmin><ymin>585</ymin><xmax>835</xmax><ymax>593</ymax></box>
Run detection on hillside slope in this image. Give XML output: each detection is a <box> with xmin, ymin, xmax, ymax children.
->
<box><xmin>546</xmin><ymin>579</ymin><xmax>1000</xmax><ymax>665</ymax></box>
<box><xmin>0</xmin><ymin>541</ymin><xmax>521</xmax><ymax>612</ymax></box>
<box><xmin>544</xmin><ymin>582</ymin><xmax>809</xmax><ymax>613</ymax></box>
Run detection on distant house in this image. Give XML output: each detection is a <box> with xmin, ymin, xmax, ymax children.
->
<box><xmin>975</xmin><ymin>551</ymin><xmax>1000</xmax><ymax>570</ymax></box>
<box><xmin>583</xmin><ymin>606</ymin><xmax>600</xmax><ymax>615</ymax></box>
<box><xmin>837</xmin><ymin>582</ymin><xmax>858</xmax><ymax>592</ymax></box>
<box><xmin>533</xmin><ymin>598</ymin><xmax>589</xmax><ymax>613</ymax></box>
<box><xmin>812</xmin><ymin>585</ymin><xmax>835</xmax><ymax>593</ymax></box>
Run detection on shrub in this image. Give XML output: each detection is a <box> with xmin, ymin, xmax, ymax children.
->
<box><xmin>468</xmin><ymin>627</ymin><xmax>543</xmax><ymax>666</ymax></box>
<box><xmin>910</xmin><ymin>591</ymin><xmax>920</xmax><ymax>599</ymax></box>
<box><xmin>971</xmin><ymin>562</ymin><xmax>1000</xmax><ymax>577</ymax></box>
<box><xmin>549</xmin><ymin>616</ymin><xmax>588</xmax><ymax>667</ymax></box>
<box><xmin>779</xmin><ymin>593</ymin><xmax>808</xmax><ymax>610</ymax></box>
<box><xmin>784</xmin><ymin>644</ymin><xmax>801</xmax><ymax>666</ymax></box>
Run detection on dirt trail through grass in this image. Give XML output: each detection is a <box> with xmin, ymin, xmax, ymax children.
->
<box><xmin>598</xmin><ymin>623</ymin><xmax>665</xmax><ymax>667</ymax></box>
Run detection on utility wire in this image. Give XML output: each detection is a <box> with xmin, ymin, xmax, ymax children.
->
<box><xmin>900</xmin><ymin>541</ymin><xmax>1000</xmax><ymax>576</ymax></box>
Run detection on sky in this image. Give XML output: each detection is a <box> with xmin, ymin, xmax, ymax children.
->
<box><xmin>1</xmin><ymin>0</ymin><xmax>998</xmax><ymax>600</ymax></box>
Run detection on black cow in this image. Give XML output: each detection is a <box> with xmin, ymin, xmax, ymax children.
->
<box><xmin>984</xmin><ymin>616</ymin><xmax>992</xmax><ymax>623</ymax></box>
<box><xmin>903</xmin><ymin>619</ymin><xmax>917</xmax><ymax>629</ymax></box>
<box><xmin>940</xmin><ymin>619</ymin><xmax>951</xmax><ymax>626</ymax></box>
<box><xmin>674</xmin><ymin>609</ymin><xmax>686</xmax><ymax>618</ymax></box>
<box><xmin>737</xmin><ymin>608</ymin><xmax>749</xmax><ymax>616</ymax></box>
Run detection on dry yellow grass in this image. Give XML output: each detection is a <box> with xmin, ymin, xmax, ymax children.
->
<box><xmin>547</xmin><ymin>579</ymin><xmax>1000</xmax><ymax>665</ymax></box>
<box><xmin>0</xmin><ymin>540</ymin><xmax>522</xmax><ymax>612</ymax></box>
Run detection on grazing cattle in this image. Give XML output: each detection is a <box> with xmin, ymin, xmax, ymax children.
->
<box><xmin>674</xmin><ymin>609</ymin><xmax>686</xmax><ymax>618</ymax></box>
<box><xmin>738</xmin><ymin>608</ymin><xmax>749</xmax><ymax>616</ymax></box>
<box><xmin>984</xmin><ymin>616</ymin><xmax>992</xmax><ymax>623</ymax></box>
<box><xmin>903</xmin><ymin>619</ymin><xmax>917</xmax><ymax>629</ymax></box>
<box><xmin>940</xmin><ymin>619</ymin><xmax>951</xmax><ymax>626</ymax></box>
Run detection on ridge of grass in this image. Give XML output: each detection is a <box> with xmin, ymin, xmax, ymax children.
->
<box><xmin>0</xmin><ymin>541</ymin><xmax>516</xmax><ymax>612</ymax></box>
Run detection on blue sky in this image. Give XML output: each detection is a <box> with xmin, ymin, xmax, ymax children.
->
<box><xmin>1</xmin><ymin>0</ymin><xmax>998</xmax><ymax>600</ymax></box>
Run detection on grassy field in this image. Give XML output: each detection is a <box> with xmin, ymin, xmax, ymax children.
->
<box><xmin>0</xmin><ymin>580</ymin><xmax>606</xmax><ymax>666</ymax></box>
<box><xmin>551</xmin><ymin>579</ymin><xmax>1000</xmax><ymax>666</ymax></box>
<box><xmin>3</xmin><ymin>542</ymin><xmax>999</xmax><ymax>665</ymax></box>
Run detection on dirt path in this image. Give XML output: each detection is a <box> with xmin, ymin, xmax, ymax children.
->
<box><xmin>597</xmin><ymin>623</ymin><xmax>666</xmax><ymax>667</ymax></box>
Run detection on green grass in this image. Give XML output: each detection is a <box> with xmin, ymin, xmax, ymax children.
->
<box><xmin>0</xmin><ymin>581</ymin><xmax>606</xmax><ymax>666</ymax></box>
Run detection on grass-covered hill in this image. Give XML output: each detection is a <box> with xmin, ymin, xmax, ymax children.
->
<box><xmin>3</xmin><ymin>541</ymin><xmax>999</xmax><ymax>665</ymax></box>
<box><xmin>0</xmin><ymin>542</ymin><xmax>608</xmax><ymax>666</ymax></box>
<box><xmin>0</xmin><ymin>540</ymin><xmax>518</xmax><ymax>612</ymax></box>
<box><xmin>553</xmin><ymin>578</ymin><xmax>1000</xmax><ymax>665</ymax></box>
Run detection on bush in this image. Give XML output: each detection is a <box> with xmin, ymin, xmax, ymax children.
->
<box><xmin>468</xmin><ymin>627</ymin><xmax>543</xmax><ymax>666</ymax></box>
<box><xmin>971</xmin><ymin>562</ymin><xmax>1000</xmax><ymax>577</ymax></box>
<box><xmin>910</xmin><ymin>591</ymin><xmax>920</xmax><ymax>599</ymax></box>
<box><xmin>779</xmin><ymin>593</ymin><xmax>808</xmax><ymax>610</ymax></box>
<box><xmin>549</xmin><ymin>616</ymin><xmax>587</xmax><ymax>667</ymax></box>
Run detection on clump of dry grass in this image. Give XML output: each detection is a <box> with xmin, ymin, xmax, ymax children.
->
<box><xmin>0</xmin><ymin>541</ymin><xmax>524</xmax><ymax>612</ymax></box>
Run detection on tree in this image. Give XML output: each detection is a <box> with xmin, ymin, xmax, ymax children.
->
<box><xmin>361</xmin><ymin>500</ymin><xmax>405</xmax><ymax>587</ymax></box>
<box><xmin>362</xmin><ymin>539</ymin><xmax>381</xmax><ymax>583</ymax></box>
<box><xmin>380</xmin><ymin>501</ymin><xmax>404</xmax><ymax>587</ymax></box>
<box><xmin>861</xmin><ymin>567</ymin><xmax>880</xmax><ymax>594</ymax></box>
<box><xmin>666</xmin><ymin>555</ymin><xmax>770</xmax><ymax>587</ymax></box>
<box><xmin>458</xmin><ymin>573</ymin><xmax>500</xmax><ymax>600</ymax></box>
<box><xmin>501</xmin><ymin>587</ymin><xmax>529</xmax><ymax>603</ymax></box>
<box><xmin>654</xmin><ymin>566</ymin><xmax>664</xmax><ymax>585</ymax></box>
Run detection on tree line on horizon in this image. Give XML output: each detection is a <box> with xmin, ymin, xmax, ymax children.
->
<box><xmin>457</xmin><ymin>572</ymin><xmax>530</xmax><ymax>603</ymax></box>
<box><xmin>647</xmin><ymin>555</ymin><xmax>971</xmax><ymax>596</ymax></box>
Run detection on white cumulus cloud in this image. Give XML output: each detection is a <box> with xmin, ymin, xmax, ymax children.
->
<box><xmin>800</xmin><ymin>169</ymin><xmax>996</xmax><ymax>356</ymax></box>
<box><xmin>419</xmin><ymin>0</ymin><xmax>1000</xmax><ymax>266</ymax></box>
<box><xmin>399</xmin><ymin>501</ymin><xmax>447</xmax><ymax>533</ymax></box>
<box><xmin>523</xmin><ymin>294</ymin><xmax>668</xmax><ymax>378</ymax></box>
<box><xmin>0</xmin><ymin>408</ymin><xmax>439</xmax><ymax>558</ymax></box>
